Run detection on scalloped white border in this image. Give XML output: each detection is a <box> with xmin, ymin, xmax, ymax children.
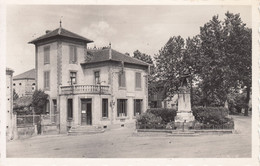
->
<box><xmin>0</xmin><ymin>0</ymin><xmax>259</xmax><ymax>166</ymax></box>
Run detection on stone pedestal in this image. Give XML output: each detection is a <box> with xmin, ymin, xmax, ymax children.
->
<box><xmin>174</xmin><ymin>86</ymin><xmax>195</xmax><ymax>130</ymax></box>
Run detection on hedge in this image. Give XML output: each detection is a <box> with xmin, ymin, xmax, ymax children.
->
<box><xmin>192</xmin><ymin>106</ymin><xmax>230</xmax><ymax>125</ymax></box>
<box><xmin>136</xmin><ymin>107</ymin><xmax>234</xmax><ymax>129</ymax></box>
<box><xmin>146</xmin><ymin>108</ymin><xmax>177</xmax><ymax>123</ymax></box>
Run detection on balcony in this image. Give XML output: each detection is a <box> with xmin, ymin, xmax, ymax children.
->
<box><xmin>60</xmin><ymin>85</ymin><xmax>110</xmax><ymax>95</ymax></box>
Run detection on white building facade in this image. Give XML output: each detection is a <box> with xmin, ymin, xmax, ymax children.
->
<box><xmin>30</xmin><ymin>25</ymin><xmax>149</xmax><ymax>133</ymax></box>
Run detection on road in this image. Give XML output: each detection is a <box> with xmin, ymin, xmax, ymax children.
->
<box><xmin>7</xmin><ymin>115</ymin><xmax>251</xmax><ymax>158</ymax></box>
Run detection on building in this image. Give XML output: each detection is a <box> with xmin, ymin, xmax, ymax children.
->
<box><xmin>29</xmin><ymin>24</ymin><xmax>149</xmax><ymax>133</ymax></box>
<box><xmin>6</xmin><ymin>67</ymin><xmax>16</xmax><ymax>139</ymax></box>
<box><xmin>13</xmin><ymin>69</ymin><xmax>36</xmax><ymax>97</ymax></box>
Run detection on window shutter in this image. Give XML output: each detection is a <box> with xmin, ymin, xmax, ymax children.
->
<box><xmin>69</xmin><ymin>46</ymin><xmax>73</xmax><ymax>63</ymax></box>
<box><xmin>122</xmin><ymin>72</ymin><xmax>126</xmax><ymax>87</ymax></box>
<box><xmin>47</xmin><ymin>72</ymin><xmax>50</xmax><ymax>88</ymax></box>
<box><xmin>44</xmin><ymin>72</ymin><xmax>46</xmax><ymax>88</ymax></box>
<box><xmin>124</xmin><ymin>100</ymin><xmax>127</xmax><ymax>116</ymax></box>
<box><xmin>74</xmin><ymin>47</ymin><xmax>77</xmax><ymax>62</ymax></box>
<box><xmin>117</xmin><ymin>100</ymin><xmax>120</xmax><ymax>116</ymax></box>
<box><xmin>44</xmin><ymin>46</ymin><xmax>50</xmax><ymax>64</ymax></box>
<box><xmin>136</xmin><ymin>73</ymin><xmax>141</xmax><ymax>88</ymax></box>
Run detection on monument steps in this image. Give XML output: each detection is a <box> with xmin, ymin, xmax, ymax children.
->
<box><xmin>167</xmin><ymin>131</ymin><xmax>199</xmax><ymax>137</ymax></box>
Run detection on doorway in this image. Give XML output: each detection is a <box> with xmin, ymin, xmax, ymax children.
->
<box><xmin>81</xmin><ymin>99</ymin><xmax>92</xmax><ymax>125</ymax></box>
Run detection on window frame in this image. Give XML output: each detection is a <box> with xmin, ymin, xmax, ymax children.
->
<box><xmin>69</xmin><ymin>71</ymin><xmax>77</xmax><ymax>85</ymax></box>
<box><xmin>44</xmin><ymin>45</ymin><xmax>50</xmax><ymax>65</ymax></box>
<box><xmin>45</xmin><ymin>100</ymin><xmax>50</xmax><ymax>115</ymax></box>
<box><xmin>44</xmin><ymin>71</ymin><xmax>50</xmax><ymax>90</ymax></box>
<box><xmin>67</xmin><ymin>98</ymin><xmax>73</xmax><ymax>120</ymax></box>
<box><xmin>69</xmin><ymin>45</ymin><xmax>77</xmax><ymax>64</ymax></box>
<box><xmin>117</xmin><ymin>99</ymin><xmax>127</xmax><ymax>117</ymax></box>
<box><xmin>135</xmin><ymin>72</ymin><xmax>142</xmax><ymax>90</ymax></box>
<box><xmin>118</xmin><ymin>71</ymin><xmax>126</xmax><ymax>89</ymax></box>
<box><xmin>94</xmin><ymin>70</ymin><xmax>100</xmax><ymax>85</ymax></box>
<box><xmin>134</xmin><ymin>99</ymin><xmax>143</xmax><ymax>116</ymax></box>
<box><xmin>102</xmin><ymin>98</ymin><xmax>108</xmax><ymax>118</ymax></box>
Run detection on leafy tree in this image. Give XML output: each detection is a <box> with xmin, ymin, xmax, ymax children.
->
<box><xmin>223</xmin><ymin>12</ymin><xmax>252</xmax><ymax>116</ymax></box>
<box><xmin>32</xmin><ymin>90</ymin><xmax>48</xmax><ymax>114</ymax></box>
<box><xmin>154</xmin><ymin>12</ymin><xmax>251</xmax><ymax>115</ymax></box>
<box><xmin>154</xmin><ymin>36</ymin><xmax>186</xmax><ymax>96</ymax></box>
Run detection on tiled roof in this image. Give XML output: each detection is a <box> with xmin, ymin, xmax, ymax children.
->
<box><xmin>29</xmin><ymin>27</ymin><xmax>93</xmax><ymax>44</ymax></box>
<box><xmin>82</xmin><ymin>48</ymin><xmax>150</xmax><ymax>67</ymax></box>
<box><xmin>13</xmin><ymin>69</ymin><xmax>35</xmax><ymax>80</ymax></box>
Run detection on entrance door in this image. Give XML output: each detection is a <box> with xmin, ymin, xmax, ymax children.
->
<box><xmin>81</xmin><ymin>99</ymin><xmax>92</xmax><ymax>125</ymax></box>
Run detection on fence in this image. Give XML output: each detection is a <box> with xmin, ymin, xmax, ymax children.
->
<box><xmin>17</xmin><ymin>115</ymin><xmax>41</xmax><ymax>127</ymax></box>
<box><xmin>17</xmin><ymin>114</ymin><xmax>59</xmax><ymax>127</ymax></box>
<box><xmin>136</xmin><ymin>122</ymin><xmax>234</xmax><ymax>130</ymax></box>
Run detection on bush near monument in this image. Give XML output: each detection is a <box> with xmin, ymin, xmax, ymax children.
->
<box><xmin>136</xmin><ymin>107</ymin><xmax>234</xmax><ymax>129</ymax></box>
<box><xmin>147</xmin><ymin>108</ymin><xmax>177</xmax><ymax>123</ymax></box>
<box><xmin>192</xmin><ymin>107</ymin><xmax>234</xmax><ymax>129</ymax></box>
<box><xmin>136</xmin><ymin>112</ymin><xmax>164</xmax><ymax>129</ymax></box>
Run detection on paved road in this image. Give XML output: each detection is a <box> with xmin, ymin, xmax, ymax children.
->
<box><xmin>7</xmin><ymin>115</ymin><xmax>251</xmax><ymax>158</ymax></box>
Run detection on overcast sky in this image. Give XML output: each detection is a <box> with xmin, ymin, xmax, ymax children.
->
<box><xmin>6</xmin><ymin>5</ymin><xmax>251</xmax><ymax>75</ymax></box>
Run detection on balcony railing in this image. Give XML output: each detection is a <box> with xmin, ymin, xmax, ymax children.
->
<box><xmin>60</xmin><ymin>85</ymin><xmax>110</xmax><ymax>95</ymax></box>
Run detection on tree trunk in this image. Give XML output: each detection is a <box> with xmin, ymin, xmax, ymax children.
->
<box><xmin>244</xmin><ymin>85</ymin><xmax>250</xmax><ymax>116</ymax></box>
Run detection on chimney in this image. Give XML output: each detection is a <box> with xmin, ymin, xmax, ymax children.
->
<box><xmin>45</xmin><ymin>30</ymin><xmax>51</xmax><ymax>34</ymax></box>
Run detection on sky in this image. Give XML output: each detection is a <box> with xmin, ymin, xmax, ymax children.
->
<box><xmin>6</xmin><ymin>5</ymin><xmax>251</xmax><ymax>75</ymax></box>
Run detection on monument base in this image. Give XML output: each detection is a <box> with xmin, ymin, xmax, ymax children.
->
<box><xmin>174</xmin><ymin>111</ymin><xmax>195</xmax><ymax>130</ymax></box>
<box><xmin>175</xmin><ymin>111</ymin><xmax>195</xmax><ymax>123</ymax></box>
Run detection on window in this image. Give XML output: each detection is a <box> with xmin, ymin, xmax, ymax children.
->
<box><xmin>117</xmin><ymin>99</ymin><xmax>127</xmax><ymax>117</ymax></box>
<box><xmin>94</xmin><ymin>71</ymin><xmax>100</xmax><ymax>84</ymax></box>
<box><xmin>67</xmin><ymin>99</ymin><xmax>73</xmax><ymax>120</ymax></box>
<box><xmin>69</xmin><ymin>72</ymin><xmax>77</xmax><ymax>85</ymax></box>
<box><xmin>118</xmin><ymin>71</ymin><xmax>126</xmax><ymax>88</ymax></box>
<box><xmin>102</xmin><ymin>99</ymin><xmax>108</xmax><ymax>118</ymax></box>
<box><xmin>13</xmin><ymin>83</ymin><xmax>15</xmax><ymax>86</ymax></box>
<box><xmin>52</xmin><ymin>99</ymin><xmax>57</xmax><ymax>123</ymax></box>
<box><xmin>44</xmin><ymin>71</ymin><xmax>50</xmax><ymax>90</ymax></box>
<box><xmin>134</xmin><ymin>99</ymin><xmax>143</xmax><ymax>116</ymax></box>
<box><xmin>135</xmin><ymin>72</ymin><xmax>141</xmax><ymax>89</ymax></box>
<box><xmin>19</xmin><ymin>83</ymin><xmax>22</xmax><ymax>85</ymax></box>
<box><xmin>44</xmin><ymin>46</ymin><xmax>50</xmax><ymax>64</ymax></box>
<box><xmin>69</xmin><ymin>45</ymin><xmax>77</xmax><ymax>64</ymax></box>
<box><xmin>45</xmin><ymin>100</ymin><xmax>50</xmax><ymax>114</ymax></box>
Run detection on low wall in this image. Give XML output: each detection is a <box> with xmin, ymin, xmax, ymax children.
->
<box><xmin>41</xmin><ymin>124</ymin><xmax>59</xmax><ymax>135</ymax></box>
<box><xmin>17</xmin><ymin>126</ymin><xmax>37</xmax><ymax>139</ymax></box>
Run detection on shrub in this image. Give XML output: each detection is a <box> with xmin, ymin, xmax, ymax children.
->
<box><xmin>147</xmin><ymin>108</ymin><xmax>177</xmax><ymax>123</ymax></box>
<box><xmin>136</xmin><ymin>112</ymin><xmax>163</xmax><ymax>129</ymax></box>
<box><xmin>192</xmin><ymin>106</ymin><xmax>234</xmax><ymax>129</ymax></box>
<box><xmin>32</xmin><ymin>90</ymin><xmax>48</xmax><ymax>114</ymax></box>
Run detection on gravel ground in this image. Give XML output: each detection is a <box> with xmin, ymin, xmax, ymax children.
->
<box><xmin>6</xmin><ymin>115</ymin><xmax>251</xmax><ymax>158</ymax></box>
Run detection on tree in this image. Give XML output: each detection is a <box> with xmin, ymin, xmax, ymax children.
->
<box><xmin>154</xmin><ymin>12</ymin><xmax>251</xmax><ymax>113</ymax></box>
<box><xmin>154</xmin><ymin>36</ymin><xmax>186</xmax><ymax>96</ymax></box>
<box><xmin>13</xmin><ymin>89</ymin><xmax>19</xmax><ymax>100</ymax></box>
<box><xmin>223</xmin><ymin>12</ymin><xmax>252</xmax><ymax>116</ymax></box>
<box><xmin>32</xmin><ymin>90</ymin><xmax>48</xmax><ymax>114</ymax></box>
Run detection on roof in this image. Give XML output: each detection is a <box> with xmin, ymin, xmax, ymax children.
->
<box><xmin>82</xmin><ymin>48</ymin><xmax>150</xmax><ymax>67</ymax></box>
<box><xmin>29</xmin><ymin>27</ymin><xmax>93</xmax><ymax>44</ymax></box>
<box><xmin>14</xmin><ymin>69</ymin><xmax>35</xmax><ymax>80</ymax></box>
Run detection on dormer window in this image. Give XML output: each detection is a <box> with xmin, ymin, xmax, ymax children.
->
<box><xmin>69</xmin><ymin>45</ymin><xmax>77</xmax><ymax>64</ymax></box>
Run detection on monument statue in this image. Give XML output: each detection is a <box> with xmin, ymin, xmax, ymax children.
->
<box><xmin>175</xmin><ymin>68</ymin><xmax>195</xmax><ymax>128</ymax></box>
